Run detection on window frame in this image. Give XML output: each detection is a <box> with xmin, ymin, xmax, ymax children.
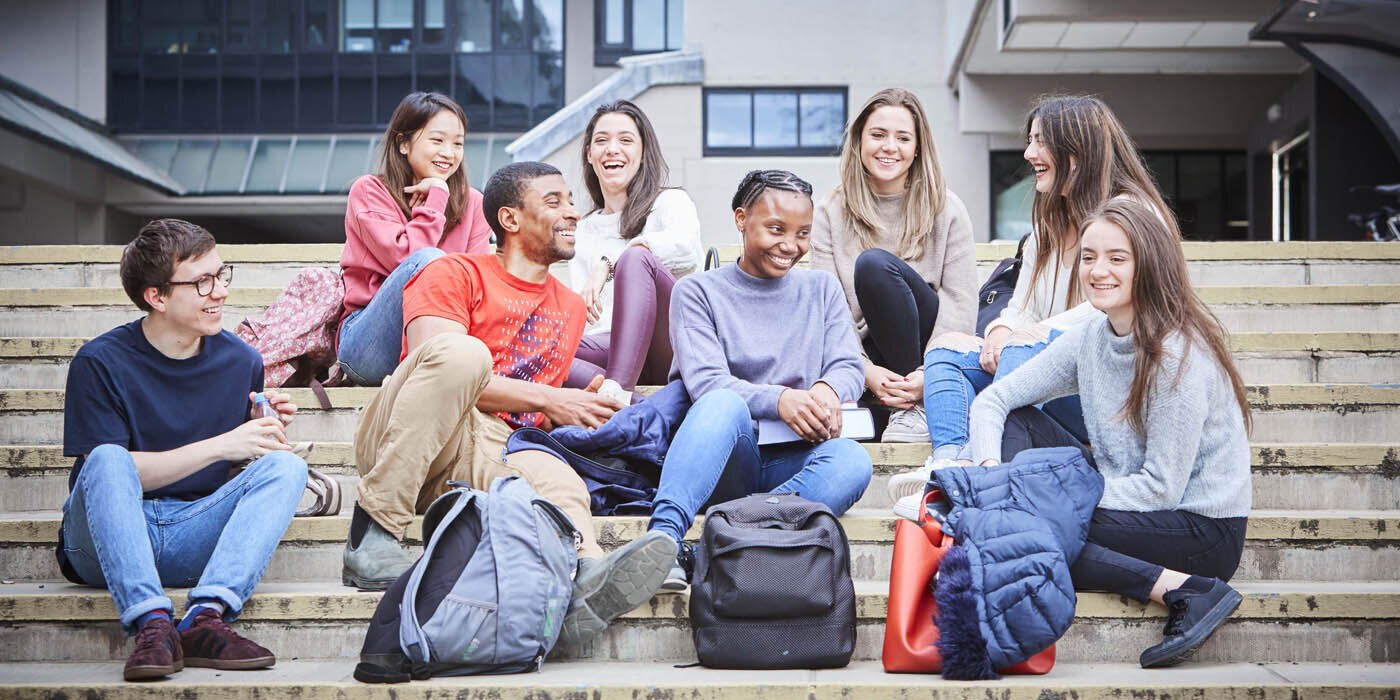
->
<box><xmin>701</xmin><ymin>86</ymin><xmax>847</xmax><ymax>157</ymax></box>
<box><xmin>593</xmin><ymin>0</ymin><xmax>682</xmax><ymax>66</ymax></box>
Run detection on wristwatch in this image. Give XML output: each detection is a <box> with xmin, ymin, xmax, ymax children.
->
<box><xmin>599</xmin><ymin>256</ymin><xmax>615</xmax><ymax>282</ymax></box>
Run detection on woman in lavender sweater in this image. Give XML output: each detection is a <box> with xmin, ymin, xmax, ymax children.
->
<box><xmin>967</xmin><ymin>198</ymin><xmax>1253</xmax><ymax>669</ymax></box>
<box><xmin>646</xmin><ymin>170</ymin><xmax>873</xmax><ymax>589</ymax></box>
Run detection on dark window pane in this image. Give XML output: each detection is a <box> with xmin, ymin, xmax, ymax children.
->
<box><xmin>456</xmin><ymin>0</ymin><xmax>492</xmax><ymax>51</ymax></box>
<box><xmin>990</xmin><ymin>151</ymin><xmax>1033</xmax><ymax>241</ymax></box>
<box><xmin>378</xmin><ymin>55</ymin><xmax>413</xmax><ymax>125</ymax></box>
<box><xmin>300</xmin><ymin>54</ymin><xmax>333</xmax><ymax>129</ymax></box>
<box><xmin>666</xmin><ymin>0</ymin><xmax>684</xmax><ymax>49</ymax></box>
<box><xmin>141</xmin><ymin>0</ymin><xmax>181</xmax><ymax>53</ymax></box>
<box><xmin>285</xmin><ymin>138</ymin><xmax>332</xmax><ymax>192</ymax></box>
<box><xmin>499</xmin><ymin>0</ymin><xmax>526</xmax><ymax>49</ymax></box>
<box><xmin>337</xmin><ymin>54</ymin><xmax>374</xmax><ymax>127</ymax></box>
<box><xmin>206</xmin><ymin>139</ymin><xmax>252</xmax><ymax>192</ymax></box>
<box><xmin>246</xmin><ymin>138</ymin><xmax>292</xmax><ymax>192</ymax></box>
<box><xmin>532</xmin><ymin>0</ymin><xmax>563</xmax><ymax>52</ymax></box>
<box><xmin>799</xmin><ymin>91</ymin><xmax>843</xmax><ymax>148</ymax></box>
<box><xmin>221</xmin><ymin>57</ymin><xmax>256</xmax><ymax>129</ymax></box>
<box><xmin>632</xmin><ymin>0</ymin><xmax>664</xmax><ymax>51</ymax></box>
<box><xmin>342</xmin><ymin>0</ymin><xmax>375</xmax><ymax>52</ymax></box>
<box><xmin>259</xmin><ymin>0</ymin><xmax>296</xmax><ymax>52</ymax></box>
<box><xmin>182</xmin><ymin>0</ymin><xmax>220</xmax><ymax>54</ymax></box>
<box><xmin>142</xmin><ymin>55</ymin><xmax>179</xmax><ymax>129</ymax></box>
<box><xmin>1224</xmin><ymin>152</ymin><xmax>1247</xmax><ymax>237</ymax></box>
<box><xmin>532</xmin><ymin>54</ymin><xmax>563</xmax><ymax>123</ymax></box>
<box><xmin>494</xmin><ymin>54</ymin><xmax>530</xmax><ymax>128</ymax></box>
<box><xmin>327</xmin><ymin>138</ymin><xmax>373</xmax><ymax>192</ymax></box>
<box><xmin>753</xmin><ymin>92</ymin><xmax>797</xmax><ymax>149</ymax></box>
<box><xmin>706</xmin><ymin>93</ymin><xmax>751</xmax><ymax>148</ymax></box>
<box><xmin>455</xmin><ymin>54</ymin><xmax>492</xmax><ymax>128</ymax></box>
<box><xmin>1145</xmin><ymin>152</ymin><xmax>1177</xmax><ymax>203</ymax></box>
<box><xmin>110</xmin><ymin>58</ymin><xmax>141</xmax><ymax>128</ymax></box>
<box><xmin>170</xmin><ymin>139</ymin><xmax>216</xmax><ymax>191</ymax></box>
<box><xmin>114</xmin><ymin>0</ymin><xmax>140</xmax><ymax>52</ymax></box>
<box><xmin>180</xmin><ymin>58</ymin><xmax>218</xmax><ymax>130</ymax></box>
<box><xmin>423</xmin><ymin>0</ymin><xmax>447</xmax><ymax>46</ymax></box>
<box><xmin>306</xmin><ymin>0</ymin><xmax>332</xmax><ymax>50</ymax></box>
<box><xmin>135</xmin><ymin>139</ymin><xmax>180</xmax><ymax>172</ymax></box>
<box><xmin>1179</xmin><ymin>154</ymin><xmax>1223</xmax><ymax>240</ymax></box>
<box><xmin>226</xmin><ymin>0</ymin><xmax>252</xmax><ymax>50</ymax></box>
<box><xmin>417</xmin><ymin>53</ymin><xmax>451</xmax><ymax>95</ymax></box>
<box><xmin>259</xmin><ymin>55</ymin><xmax>296</xmax><ymax>129</ymax></box>
<box><xmin>603</xmin><ymin>0</ymin><xmax>624</xmax><ymax>44</ymax></box>
<box><xmin>379</xmin><ymin>0</ymin><xmax>413</xmax><ymax>53</ymax></box>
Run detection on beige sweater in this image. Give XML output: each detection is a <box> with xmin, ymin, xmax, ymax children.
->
<box><xmin>810</xmin><ymin>188</ymin><xmax>978</xmax><ymax>355</ymax></box>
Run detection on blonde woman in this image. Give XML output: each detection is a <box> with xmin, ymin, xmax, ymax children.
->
<box><xmin>810</xmin><ymin>88</ymin><xmax>978</xmax><ymax>443</ymax></box>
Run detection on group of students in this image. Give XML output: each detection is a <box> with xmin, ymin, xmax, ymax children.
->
<box><xmin>59</xmin><ymin>87</ymin><xmax>1252</xmax><ymax>681</ymax></box>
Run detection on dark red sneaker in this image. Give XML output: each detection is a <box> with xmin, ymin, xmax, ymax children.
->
<box><xmin>124</xmin><ymin>616</ymin><xmax>183</xmax><ymax>681</ymax></box>
<box><xmin>179</xmin><ymin>609</ymin><xmax>276</xmax><ymax>670</ymax></box>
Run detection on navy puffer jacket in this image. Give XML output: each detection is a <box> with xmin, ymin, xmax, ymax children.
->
<box><xmin>933</xmin><ymin>447</ymin><xmax>1103</xmax><ymax>679</ymax></box>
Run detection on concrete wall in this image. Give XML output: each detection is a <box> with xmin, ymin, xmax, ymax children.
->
<box><xmin>0</xmin><ymin>128</ymin><xmax>110</xmax><ymax>244</ymax></box>
<box><xmin>0</xmin><ymin>0</ymin><xmax>106</xmax><ymax>123</ymax></box>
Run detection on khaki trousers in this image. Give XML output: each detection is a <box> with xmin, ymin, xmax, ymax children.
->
<box><xmin>354</xmin><ymin>333</ymin><xmax>602</xmax><ymax>557</ymax></box>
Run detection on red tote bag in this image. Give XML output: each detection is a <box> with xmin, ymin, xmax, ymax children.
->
<box><xmin>882</xmin><ymin>491</ymin><xmax>1056</xmax><ymax>674</ymax></box>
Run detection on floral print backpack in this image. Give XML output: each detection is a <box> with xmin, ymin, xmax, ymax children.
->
<box><xmin>236</xmin><ymin>266</ymin><xmax>347</xmax><ymax>388</ymax></box>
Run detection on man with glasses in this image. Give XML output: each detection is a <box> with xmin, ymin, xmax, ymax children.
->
<box><xmin>60</xmin><ymin>219</ymin><xmax>308</xmax><ymax>681</ymax></box>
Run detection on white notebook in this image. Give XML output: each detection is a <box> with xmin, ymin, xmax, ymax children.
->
<box><xmin>756</xmin><ymin>402</ymin><xmax>875</xmax><ymax>445</ymax></box>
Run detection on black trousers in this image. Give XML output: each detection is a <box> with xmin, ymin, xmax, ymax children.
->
<box><xmin>853</xmin><ymin>248</ymin><xmax>939</xmax><ymax>376</ymax></box>
<box><xmin>1002</xmin><ymin>406</ymin><xmax>1248</xmax><ymax>602</ymax></box>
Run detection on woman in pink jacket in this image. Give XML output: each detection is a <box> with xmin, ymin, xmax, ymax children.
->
<box><xmin>337</xmin><ymin>92</ymin><xmax>491</xmax><ymax>386</ymax></box>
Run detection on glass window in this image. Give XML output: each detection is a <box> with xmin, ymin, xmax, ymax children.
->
<box><xmin>337</xmin><ymin>54</ymin><xmax>374</xmax><ymax>127</ymax></box>
<box><xmin>206</xmin><ymin>139</ymin><xmax>253</xmax><ymax>192</ymax></box>
<box><xmin>379</xmin><ymin>0</ymin><xmax>414</xmax><ymax>53</ymax></box>
<box><xmin>169</xmin><ymin>139</ymin><xmax>217</xmax><ymax>191</ymax></box>
<box><xmin>300</xmin><ymin>54</ymin><xmax>334</xmax><ymax>129</ymax></box>
<box><xmin>464</xmin><ymin>138</ymin><xmax>490</xmax><ymax>186</ymax></box>
<box><xmin>423</xmin><ymin>0</ymin><xmax>448</xmax><ymax>46</ymax></box>
<box><xmin>306</xmin><ymin>0</ymin><xmax>332</xmax><ymax>50</ymax></box>
<box><xmin>666</xmin><ymin>0</ymin><xmax>684</xmax><ymax>49</ymax></box>
<box><xmin>285</xmin><ymin>138</ymin><xmax>333</xmax><ymax>191</ymax></box>
<box><xmin>181</xmin><ymin>55</ymin><xmax>218</xmax><ymax>130</ymax></box>
<box><xmin>182</xmin><ymin>0</ymin><xmax>220</xmax><ymax>54</ymax></box>
<box><xmin>246</xmin><ymin>138</ymin><xmax>292</xmax><ymax>192</ymax></box>
<box><xmin>456</xmin><ymin>0</ymin><xmax>492</xmax><ymax>52</ymax></box>
<box><xmin>498</xmin><ymin>0</ymin><xmax>526</xmax><ymax>49</ymax></box>
<box><xmin>342</xmin><ymin>0</ymin><xmax>376</xmax><ymax>52</ymax></box>
<box><xmin>753</xmin><ymin>92</ymin><xmax>797</xmax><ymax>149</ymax></box>
<box><xmin>142</xmin><ymin>55</ymin><xmax>180</xmax><ymax>129</ymax></box>
<box><xmin>488</xmin><ymin>136</ymin><xmax>512</xmax><ymax>182</ymax></box>
<box><xmin>416</xmin><ymin>53</ymin><xmax>452</xmax><ymax>96</ymax></box>
<box><xmin>603</xmin><ymin>0</ymin><xmax>624</xmax><ymax>44</ymax></box>
<box><xmin>135</xmin><ymin>139</ymin><xmax>180</xmax><ymax>172</ymax></box>
<box><xmin>110</xmin><ymin>58</ymin><xmax>141</xmax><ymax>127</ymax></box>
<box><xmin>378</xmin><ymin>55</ymin><xmax>413</xmax><ymax>123</ymax></box>
<box><xmin>533</xmin><ymin>54</ymin><xmax>564</xmax><ymax>123</ymax></box>
<box><xmin>493</xmin><ymin>54</ymin><xmax>531</xmax><ymax>127</ymax></box>
<box><xmin>632</xmin><ymin>0</ymin><xmax>665</xmax><ymax>51</ymax></box>
<box><xmin>456</xmin><ymin>54</ymin><xmax>493</xmax><ymax>128</ymax></box>
<box><xmin>141</xmin><ymin>0</ymin><xmax>181</xmax><ymax>54</ymax></box>
<box><xmin>225</xmin><ymin>0</ymin><xmax>252</xmax><ymax>51</ymax></box>
<box><xmin>259</xmin><ymin>0</ymin><xmax>296</xmax><ymax>52</ymax></box>
<box><xmin>532</xmin><ymin>0</ymin><xmax>564</xmax><ymax>52</ymax></box>
<box><xmin>113</xmin><ymin>0</ymin><xmax>140</xmax><ymax>53</ymax></box>
<box><xmin>221</xmin><ymin>56</ymin><xmax>257</xmax><ymax>129</ymax></box>
<box><xmin>799</xmin><ymin>91</ymin><xmax>843</xmax><ymax>148</ymax></box>
<box><xmin>258</xmin><ymin>56</ymin><xmax>296</xmax><ymax>130</ymax></box>
<box><xmin>989</xmin><ymin>151</ymin><xmax>1033</xmax><ymax>241</ymax></box>
<box><xmin>326</xmin><ymin>138</ymin><xmax>373</xmax><ymax>192</ymax></box>
<box><xmin>706</xmin><ymin>93</ymin><xmax>751</xmax><ymax>149</ymax></box>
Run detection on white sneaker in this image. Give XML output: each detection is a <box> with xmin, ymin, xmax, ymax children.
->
<box><xmin>886</xmin><ymin>456</ymin><xmax>958</xmax><ymax>505</ymax></box>
<box><xmin>892</xmin><ymin>493</ymin><xmax>924</xmax><ymax>522</ymax></box>
<box><xmin>881</xmin><ymin>405</ymin><xmax>928</xmax><ymax>443</ymax></box>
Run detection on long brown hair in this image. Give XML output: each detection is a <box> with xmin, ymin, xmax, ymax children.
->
<box><xmin>836</xmin><ymin>88</ymin><xmax>946</xmax><ymax>260</ymax></box>
<box><xmin>1026</xmin><ymin>95</ymin><xmax>1176</xmax><ymax>310</ymax></box>
<box><xmin>1085</xmin><ymin>198</ymin><xmax>1250</xmax><ymax>435</ymax></box>
<box><xmin>580</xmin><ymin>100</ymin><xmax>669</xmax><ymax>240</ymax></box>
<box><xmin>378</xmin><ymin>92</ymin><xmax>470</xmax><ymax>229</ymax></box>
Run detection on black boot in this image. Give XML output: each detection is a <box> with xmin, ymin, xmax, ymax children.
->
<box><xmin>1139</xmin><ymin>576</ymin><xmax>1242</xmax><ymax>668</ymax></box>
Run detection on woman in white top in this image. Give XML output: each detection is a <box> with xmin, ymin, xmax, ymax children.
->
<box><xmin>888</xmin><ymin>95</ymin><xmax>1179</xmax><ymax>505</ymax></box>
<box><xmin>566</xmin><ymin>100</ymin><xmax>704</xmax><ymax>392</ymax></box>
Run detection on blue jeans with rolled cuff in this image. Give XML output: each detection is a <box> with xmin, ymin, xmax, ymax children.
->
<box><xmin>338</xmin><ymin>246</ymin><xmax>446</xmax><ymax>386</ymax></box>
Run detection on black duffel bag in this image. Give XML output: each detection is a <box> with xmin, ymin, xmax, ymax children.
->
<box><xmin>977</xmin><ymin>233</ymin><xmax>1031</xmax><ymax>336</ymax></box>
<box><xmin>689</xmin><ymin>493</ymin><xmax>855</xmax><ymax>669</ymax></box>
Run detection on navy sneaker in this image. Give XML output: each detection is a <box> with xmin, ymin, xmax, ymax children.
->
<box><xmin>1139</xmin><ymin>577</ymin><xmax>1242</xmax><ymax>668</ymax></box>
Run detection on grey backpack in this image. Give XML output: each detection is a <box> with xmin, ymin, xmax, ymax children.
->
<box><xmin>354</xmin><ymin>476</ymin><xmax>578</xmax><ymax>682</ymax></box>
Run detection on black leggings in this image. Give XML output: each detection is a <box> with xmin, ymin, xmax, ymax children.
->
<box><xmin>853</xmin><ymin>248</ymin><xmax>939</xmax><ymax>375</ymax></box>
<box><xmin>1001</xmin><ymin>406</ymin><xmax>1248</xmax><ymax>602</ymax></box>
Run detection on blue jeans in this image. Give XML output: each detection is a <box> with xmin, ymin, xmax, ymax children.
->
<box><xmin>923</xmin><ymin>329</ymin><xmax>1086</xmax><ymax>455</ymax></box>
<box><xmin>60</xmin><ymin>444</ymin><xmax>307</xmax><ymax>633</ymax></box>
<box><xmin>338</xmin><ymin>246</ymin><xmax>446</xmax><ymax>386</ymax></box>
<box><xmin>647</xmin><ymin>390</ymin><xmax>873</xmax><ymax>547</ymax></box>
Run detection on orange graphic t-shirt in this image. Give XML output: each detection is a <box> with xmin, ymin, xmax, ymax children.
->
<box><xmin>401</xmin><ymin>253</ymin><xmax>586</xmax><ymax>428</ymax></box>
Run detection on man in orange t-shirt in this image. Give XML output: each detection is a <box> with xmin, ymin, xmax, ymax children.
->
<box><xmin>344</xmin><ymin>161</ymin><xmax>676</xmax><ymax>647</ymax></box>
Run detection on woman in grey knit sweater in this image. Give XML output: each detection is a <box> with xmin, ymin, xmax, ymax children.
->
<box><xmin>967</xmin><ymin>198</ymin><xmax>1253</xmax><ymax>669</ymax></box>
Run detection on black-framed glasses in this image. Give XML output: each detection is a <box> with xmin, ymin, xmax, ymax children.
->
<box><xmin>168</xmin><ymin>264</ymin><xmax>234</xmax><ymax>296</ymax></box>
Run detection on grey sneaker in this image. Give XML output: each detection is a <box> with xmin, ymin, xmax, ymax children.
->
<box><xmin>882</xmin><ymin>404</ymin><xmax>928</xmax><ymax>443</ymax></box>
<box><xmin>559</xmin><ymin>530</ymin><xmax>674</xmax><ymax>646</ymax></box>
<box><xmin>341</xmin><ymin>518</ymin><xmax>416</xmax><ymax>590</ymax></box>
<box><xmin>660</xmin><ymin>543</ymin><xmax>694</xmax><ymax>592</ymax></box>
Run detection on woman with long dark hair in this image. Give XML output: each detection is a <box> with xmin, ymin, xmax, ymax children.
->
<box><xmin>566</xmin><ymin>100</ymin><xmax>703</xmax><ymax>393</ymax></box>
<box><xmin>969</xmin><ymin>197</ymin><xmax>1252</xmax><ymax>668</ymax></box>
<box><xmin>337</xmin><ymin>92</ymin><xmax>491</xmax><ymax>386</ymax></box>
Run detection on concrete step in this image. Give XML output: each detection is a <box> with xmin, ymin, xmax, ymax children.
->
<box><xmin>4</xmin><ymin>285</ymin><xmax>1395</xmax><ymax>337</ymax></box>
<box><xmin>2</xmin><ymin>660</ymin><xmax>1400</xmax><ymax>698</ymax></box>
<box><xmin>2</xmin><ymin>509</ymin><xmax>1394</xmax><ymax>583</ymax></box>
<box><xmin>1</xmin><ymin>580</ymin><xmax>1396</xmax><ymax>664</ymax></box>
<box><xmin>4</xmin><ymin>241</ymin><xmax>1398</xmax><ymax>287</ymax></box>
<box><xmin>4</xmin><ymin>382</ymin><xmax>1396</xmax><ymax>446</ymax></box>
<box><xmin>4</xmin><ymin>441</ymin><xmax>1396</xmax><ymax>513</ymax></box>
<box><xmin>4</xmin><ymin>660</ymin><xmax>1400</xmax><ymax>699</ymax></box>
<box><xmin>5</xmin><ymin>332</ymin><xmax>1396</xmax><ymax>389</ymax></box>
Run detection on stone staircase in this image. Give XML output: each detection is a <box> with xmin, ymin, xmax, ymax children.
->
<box><xmin>0</xmin><ymin>241</ymin><xmax>1397</xmax><ymax>697</ymax></box>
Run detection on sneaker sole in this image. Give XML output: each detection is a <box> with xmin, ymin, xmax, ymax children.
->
<box><xmin>1139</xmin><ymin>588</ymin><xmax>1244</xmax><ymax>668</ymax></box>
<box><xmin>881</xmin><ymin>428</ymin><xmax>929</xmax><ymax>443</ymax></box>
<box><xmin>342</xmin><ymin>571</ymin><xmax>400</xmax><ymax>591</ymax></box>
<box><xmin>886</xmin><ymin>469</ymin><xmax>934</xmax><ymax>503</ymax></box>
<box><xmin>123</xmin><ymin>659</ymin><xmax>183</xmax><ymax>681</ymax></box>
<box><xmin>560</xmin><ymin>532</ymin><xmax>674</xmax><ymax>645</ymax></box>
<box><xmin>185</xmin><ymin>655</ymin><xmax>276</xmax><ymax>670</ymax></box>
<box><xmin>891</xmin><ymin>494</ymin><xmax>923</xmax><ymax>522</ymax></box>
<box><xmin>659</xmin><ymin>578</ymin><xmax>689</xmax><ymax>592</ymax></box>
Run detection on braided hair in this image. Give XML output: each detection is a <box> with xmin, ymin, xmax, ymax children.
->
<box><xmin>731</xmin><ymin>169</ymin><xmax>813</xmax><ymax>211</ymax></box>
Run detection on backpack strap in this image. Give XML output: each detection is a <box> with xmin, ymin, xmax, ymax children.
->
<box><xmin>398</xmin><ymin>487</ymin><xmax>481</xmax><ymax>668</ymax></box>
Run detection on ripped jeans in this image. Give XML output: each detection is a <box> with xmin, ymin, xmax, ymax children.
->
<box><xmin>922</xmin><ymin>328</ymin><xmax>1087</xmax><ymax>458</ymax></box>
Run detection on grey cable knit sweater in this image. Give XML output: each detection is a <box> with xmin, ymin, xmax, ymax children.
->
<box><xmin>969</xmin><ymin>316</ymin><xmax>1251</xmax><ymax>518</ymax></box>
